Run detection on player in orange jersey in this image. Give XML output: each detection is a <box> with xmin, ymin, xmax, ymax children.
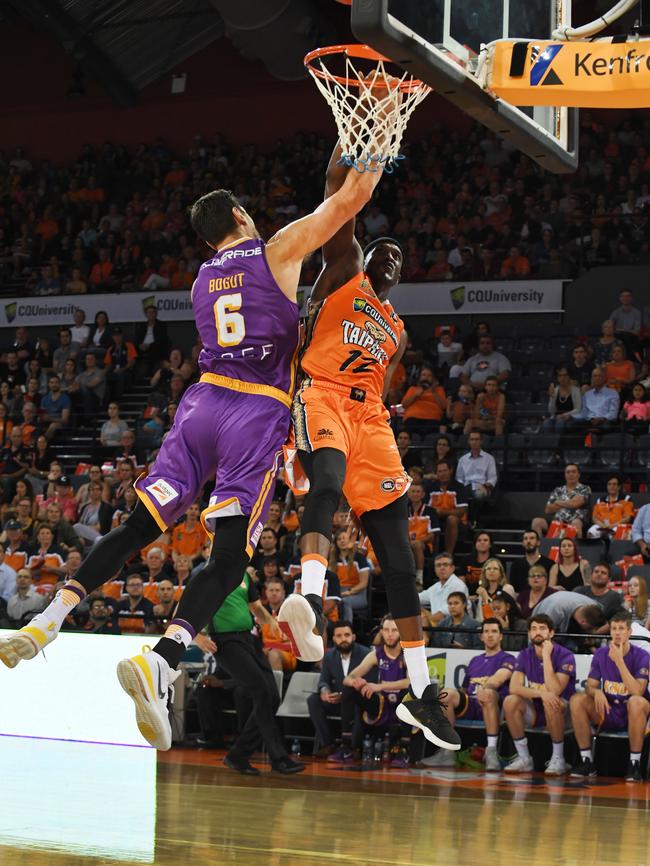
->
<box><xmin>279</xmin><ymin>144</ymin><xmax>460</xmax><ymax>752</ymax></box>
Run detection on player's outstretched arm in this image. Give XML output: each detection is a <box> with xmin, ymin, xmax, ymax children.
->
<box><xmin>265</xmin><ymin>165</ymin><xmax>381</xmax><ymax>302</ymax></box>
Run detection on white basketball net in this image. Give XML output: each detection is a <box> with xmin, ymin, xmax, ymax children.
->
<box><xmin>307</xmin><ymin>53</ymin><xmax>430</xmax><ymax>173</ymax></box>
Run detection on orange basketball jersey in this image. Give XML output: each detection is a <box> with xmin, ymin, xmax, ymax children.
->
<box><xmin>301</xmin><ymin>272</ymin><xmax>404</xmax><ymax>399</ymax></box>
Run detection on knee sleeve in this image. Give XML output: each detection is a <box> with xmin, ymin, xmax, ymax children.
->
<box><xmin>362</xmin><ymin>495</ymin><xmax>420</xmax><ymax>621</ymax></box>
<box><xmin>299</xmin><ymin>447</ymin><xmax>346</xmax><ymax>539</ymax></box>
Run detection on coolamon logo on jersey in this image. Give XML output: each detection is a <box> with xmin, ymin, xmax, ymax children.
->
<box><xmin>212</xmin><ymin>246</ymin><xmax>262</xmax><ymax>267</ymax></box>
<box><xmin>352</xmin><ymin>298</ymin><xmax>398</xmax><ymax>345</ymax></box>
<box><xmin>146</xmin><ymin>479</ymin><xmax>179</xmax><ymax>506</ymax></box>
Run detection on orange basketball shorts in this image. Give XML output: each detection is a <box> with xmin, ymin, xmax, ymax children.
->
<box><xmin>291</xmin><ymin>382</ymin><xmax>411</xmax><ymax>517</ymax></box>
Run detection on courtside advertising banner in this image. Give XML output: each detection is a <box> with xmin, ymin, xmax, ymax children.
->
<box><xmin>489</xmin><ymin>39</ymin><xmax>650</xmax><ymax>108</ymax></box>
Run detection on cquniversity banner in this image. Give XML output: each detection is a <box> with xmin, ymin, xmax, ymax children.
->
<box><xmin>0</xmin><ymin>290</ymin><xmax>193</xmax><ymax>328</ymax></box>
<box><xmin>389</xmin><ymin>280</ymin><xmax>564</xmax><ymax>316</ymax></box>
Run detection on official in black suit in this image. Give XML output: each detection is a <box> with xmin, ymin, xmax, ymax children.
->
<box><xmin>307</xmin><ymin>620</ymin><xmax>369</xmax><ymax>753</ymax></box>
<box><xmin>135</xmin><ymin>305</ymin><xmax>170</xmax><ymax>375</ymax></box>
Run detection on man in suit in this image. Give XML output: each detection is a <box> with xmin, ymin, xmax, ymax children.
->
<box><xmin>134</xmin><ymin>305</ymin><xmax>170</xmax><ymax>376</ymax></box>
<box><xmin>307</xmin><ymin>620</ymin><xmax>369</xmax><ymax>756</ymax></box>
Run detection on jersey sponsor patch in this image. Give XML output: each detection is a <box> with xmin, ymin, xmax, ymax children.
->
<box><xmin>146</xmin><ymin>479</ymin><xmax>180</xmax><ymax>506</ymax></box>
<box><xmin>352</xmin><ymin>298</ymin><xmax>398</xmax><ymax>345</ymax></box>
<box><xmin>250</xmin><ymin>520</ymin><xmax>264</xmax><ymax>548</ymax></box>
<box><xmin>315</xmin><ymin>427</ymin><xmax>335</xmax><ymax>441</ymax></box>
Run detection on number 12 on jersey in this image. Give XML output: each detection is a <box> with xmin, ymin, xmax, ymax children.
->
<box><xmin>339</xmin><ymin>349</ymin><xmax>377</xmax><ymax>374</ymax></box>
<box><xmin>214</xmin><ymin>293</ymin><xmax>246</xmax><ymax>347</ymax></box>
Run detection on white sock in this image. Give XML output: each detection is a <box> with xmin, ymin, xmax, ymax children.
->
<box><xmin>32</xmin><ymin>584</ymin><xmax>86</xmax><ymax>631</ymax></box>
<box><xmin>631</xmin><ymin>752</ymin><xmax>641</xmax><ymax>763</ymax></box>
<box><xmin>487</xmin><ymin>735</ymin><xmax>498</xmax><ymax>749</ymax></box>
<box><xmin>300</xmin><ymin>554</ymin><xmax>327</xmax><ymax>598</ymax></box>
<box><xmin>161</xmin><ymin>619</ymin><xmax>195</xmax><ymax>649</ymax></box>
<box><xmin>580</xmin><ymin>748</ymin><xmax>592</xmax><ymax>761</ymax></box>
<box><xmin>552</xmin><ymin>741</ymin><xmax>564</xmax><ymax>760</ymax></box>
<box><xmin>402</xmin><ymin>643</ymin><xmax>430</xmax><ymax>698</ymax></box>
<box><xmin>514</xmin><ymin>738</ymin><xmax>530</xmax><ymax>760</ymax></box>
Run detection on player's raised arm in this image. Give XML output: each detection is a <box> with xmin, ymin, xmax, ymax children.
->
<box><xmin>264</xmin><ymin>164</ymin><xmax>381</xmax><ymax>301</ymax></box>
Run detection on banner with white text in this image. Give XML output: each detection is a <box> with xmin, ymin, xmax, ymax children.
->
<box><xmin>0</xmin><ymin>280</ymin><xmax>564</xmax><ymax>328</ymax></box>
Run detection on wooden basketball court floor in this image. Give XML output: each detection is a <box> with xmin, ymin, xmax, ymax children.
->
<box><xmin>1</xmin><ymin>739</ymin><xmax>649</xmax><ymax>866</ymax></box>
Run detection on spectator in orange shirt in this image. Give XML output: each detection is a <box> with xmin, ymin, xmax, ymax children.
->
<box><xmin>466</xmin><ymin>376</ymin><xmax>506</xmax><ymax>436</ymax></box>
<box><xmin>163</xmin><ymin>160</ymin><xmax>187</xmax><ymax>187</ymax></box>
<box><xmin>605</xmin><ymin>341</ymin><xmax>636</xmax><ymax>393</ymax></box>
<box><xmin>171</xmin><ymin>503</ymin><xmax>207</xmax><ymax>565</ymax></box>
<box><xmin>105</xmin><ymin>326</ymin><xmax>137</xmax><ymax>401</ymax></box>
<box><xmin>401</xmin><ymin>366</ymin><xmax>447</xmax><ymax>434</ymax></box>
<box><xmin>34</xmin><ymin>207</ymin><xmax>59</xmax><ymax>245</ymax></box>
<box><xmin>259</xmin><ymin>576</ymin><xmax>297</xmax><ymax>673</ymax></box>
<box><xmin>499</xmin><ymin>245</ymin><xmax>531</xmax><ymax>279</ymax></box>
<box><xmin>89</xmin><ymin>248</ymin><xmax>114</xmax><ymax>291</ymax></box>
<box><xmin>170</xmin><ymin>258</ymin><xmax>194</xmax><ymax>290</ymax></box>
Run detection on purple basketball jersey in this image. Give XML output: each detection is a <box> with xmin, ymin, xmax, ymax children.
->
<box><xmin>462</xmin><ymin>651</ymin><xmax>515</xmax><ymax>700</ymax></box>
<box><xmin>514</xmin><ymin>642</ymin><xmax>576</xmax><ymax>700</ymax></box>
<box><xmin>589</xmin><ymin>644</ymin><xmax>650</xmax><ymax>706</ymax></box>
<box><xmin>192</xmin><ymin>237</ymin><xmax>300</xmax><ymax>392</ymax></box>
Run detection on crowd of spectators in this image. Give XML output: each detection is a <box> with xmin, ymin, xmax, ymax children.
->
<box><xmin>0</xmin><ymin>113</ymin><xmax>649</xmax><ymax>296</ymax></box>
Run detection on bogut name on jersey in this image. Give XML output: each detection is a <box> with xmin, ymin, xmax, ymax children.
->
<box><xmin>341</xmin><ymin>320</ymin><xmax>389</xmax><ymax>363</ymax></box>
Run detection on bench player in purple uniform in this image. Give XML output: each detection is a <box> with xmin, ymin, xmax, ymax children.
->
<box><xmin>504</xmin><ymin>613</ymin><xmax>576</xmax><ymax>775</ymax></box>
<box><xmin>0</xmin><ymin>164</ymin><xmax>382</xmax><ymax>749</ymax></box>
<box><xmin>570</xmin><ymin>611</ymin><xmax>650</xmax><ymax>782</ymax></box>
<box><xmin>421</xmin><ymin>618</ymin><xmax>514</xmax><ymax>771</ymax></box>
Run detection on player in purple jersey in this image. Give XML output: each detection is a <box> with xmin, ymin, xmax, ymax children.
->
<box><xmin>0</xmin><ymin>163</ymin><xmax>383</xmax><ymax>750</ymax></box>
<box><xmin>331</xmin><ymin>615</ymin><xmax>410</xmax><ymax>763</ymax></box>
<box><xmin>570</xmin><ymin>611</ymin><xmax>650</xmax><ymax>782</ymax></box>
<box><xmin>504</xmin><ymin>614</ymin><xmax>576</xmax><ymax>775</ymax></box>
<box><xmin>421</xmin><ymin>619</ymin><xmax>514</xmax><ymax>772</ymax></box>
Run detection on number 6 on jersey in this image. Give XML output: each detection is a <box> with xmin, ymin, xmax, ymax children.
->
<box><xmin>214</xmin><ymin>293</ymin><xmax>246</xmax><ymax>347</ymax></box>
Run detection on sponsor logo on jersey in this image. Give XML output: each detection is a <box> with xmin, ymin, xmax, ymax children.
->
<box><xmin>364</xmin><ymin>321</ymin><xmax>386</xmax><ymax>343</ymax></box>
<box><xmin>352</xmin><ymin>298</ymin><xmax>398</xmax><ymax>345</ymax></box>
<box><xmin>315</xmin><ymin>428</ymin><xmax>335</xmax><ymax>441</ymax></box>
<box><xmin>381</xmin><ymin>478</ymin><xmax>395</xmax><ymax>492</ymax></box>
<box><xmin>146</xmin><ymin>479</ymin><xmax>179</xmax><ymax>506</ymax></box>
<box><xmin>342</xmin><ymin>319</ymin><xmax>389</xmax><ymax>363</ymax></box>
<box><xmin>212</xmin><ymin>246</ymin><xmax>262</xmax><ymax>267</ymax></box>
<box><xmin>250</xmin><ymin>520</ymin><xmax>264</xmax><ymax>547</ymax></box>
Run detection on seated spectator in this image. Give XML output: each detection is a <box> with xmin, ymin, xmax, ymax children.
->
<box><xmin>40</xmin><ymin>375</ymin><xmax>71</xmax><ymax>439</ymax></box>
<box><xmin>503</xmin><ymin>614</ymin><xmax>576</xmax><ymax>774</ymax></box>
<box><xmin>81</xmin><ymin>596</ymin><xmax>121</xmax><ymax>634</ymax></box>
<box><xmin>66</xmin><ymin>267</ymin><xmax>88</xmax><ymax>294</ymax></box>
<box><xmin>87</xmin><ymin>310</ymin><xmax>112</xmax><ymax>360</ymax></box>
<box><xmin>587</xmin><ymin>474</ymin><xmax>635</xmax><ymax>539</ymax></box>
<box><xmin>548</xmin><ymin>537</ymin><xmax>591</xmax><ymax>590</ymax></box>
<box><xmin>517</xmin><ymin>565</ymin><xmax>557</xmax><ymax>618</ymax></box>
<box><xmin>170</xmin><ymin>503</ymin><xmax>207</xmax><ymax>565</ymax></box>
<box><xmin>400</xmin><ymin>366</ymin><xmax>446</xmax><ymax>433</ymax></box>
<box><xmin>0</xmin><ymin>350</ymin><xmax>27</xmax><ymax>389</ymax></box>
<box><xmin>427</xmin><ymin>459</ymin><xmax>468</xmax><ymax>555</ymax></box>
<box><xmin>52</xmin><ymin>327</ymin><xmax>80</xmax><ymax>375</ymax></box>
<box><xmin>139</xmin><ymin>545</ymin><xmax>173</xmax><ymax>587</ymax></box>
<box><xmin>100</xmin><ymin>403</ymin><xmax>129</xmax><ymax>447</ymax></box>
<box><xmin>465</xmin><ymin>376</ymin><xmax>505</xmax><ymax>436</ymax></box>
<box><xmin>566</xmin><ymin>344</ymin><xmax>594</xmax><ymax>392</ymax></box>
<box><xmin>259</xmin><ymin>576</ymin><xmax>297</xmax><ymax>673</ymax></box>
<box><xmin>499</xmin><ymin>245</ymin><xmax>531</xmax><ymax>279</ymax></box>
<box><xmin>407</xmin><ymin>481</ymin><xmax>440</xmax><ymax>589</ymax></box>
<box><xmin>152</xmin><ymin>578</ymin><xmax>177</xmax><ymax>632</ymax></box>
<box><xmin>73</xmin><ymin>480</ymin><xmax>114</xmax><ymax>546</ymax></box>
<box><xmin>624</xmin><ymin>575</ymin><xmax>650</xmax><ymax>627</ymax></box>
<box><xmin>442</xmin><ymin>383</ymin><xmax>474</xmax><ymax>435</ymax></box>
<box><xmin>395</xmin><ymin>429</ymin><xmax>421</xmax><ymax>472</ymax></box>
<box><xmin>262</xmin><ymin>500</ymin><xmax>289</xmax><ymax>552</ymax></box>
<box><xmin>249</xmin><ymin>526</ymin><xmax>283</xmax><ymax>579</ymax></box>
<box><xmin>136</xmin><ymin>305</ymin><xmax>170</xmax><ymax>375</ymax></box>
<box><xmin>70</xmin><ymin>309</ymin><xmax>90</xmax><ymax>347</ymax></box>
<box><xmin>542</xmin><ymin>367</ymin><xmax>582</xmax><ymax>432</ymax></box>
<box><xmin>114</xmin><ymin>429</ymin><xmax>143</xmax><ymax>468</ymax></box>
<box><xmin>419</xmin><ymin>552</ymin><xmax>468</xmax><ymax>625</ymax></box>
<box><xmin>455</xmin><ymin>430</ymin><xmax>497</xmax><ymax>526</ymax></box>
<box><xmin>574</xmin><ymin>561</ymin><xmax>624</xmax><ymax>623</ymax></box>
<box><xmin>0</xmin><ymin>427</ymin><xmax>30</xmax><ymax>501</ymax></box>
<box><xmin>604</xmin><ymin>341</ymin><xmax>636</xmax><ymax>393</ymax></box>
<box><xmin>25</xmin><ymin>359</ymin><xmax>48</xmax><ymax>394</ymax></box>
<box><xmin>332</xmin><ymin>615</ymin><xmax>410</xmax><ymax>763</ymax></box>
<box><xmin>307</xmin><ymin>621</ymin><xmax>369</xmax><ymax>757</ymax></box>
<box><xmin>3</xmin><ymin>519</ymin><xmax>30</xmax><ymax>571</ymax></box>
<box><xmin>104</xmin><ymin>327</ymin><xmax>137</xmax><ymax>401</ymax></box>
<box><xmin>0</xmin><ymin>540</ymin><xmax>17</xmax><ymax>602</ymax></box>
<box><xmin>112</xmin><ymin>573</ymin><xmax>155</xmax><ymax>634</ymax></box>
<box><xmin>568</xmin><ymin>367</ymin><xmax>620</xmax><ymax>430</ymax></box>
<box><xmin>622</xmin><ymin>382</ymin><xmax>650</xmax><ymax>433</ymax></box>
<box><xmin>172</xmin><ymin>554</ymin><xmax>192</xmax><ymax>596</ymax></box>
<box><xmin>632</xmin><ymin>503</ymin><xmax>650</xmax><ymax>562</ymax></box>
<box><xmin>0</xmin><ymin>402</ymin><xmax>12</xmax><ymax>449</ymax></box>
<box><xmin>26</xmin><ymin>524</ymin><xmax>65</xmax><ymax>588</ymax></box>
<box><xmin>20</xmin><ymin>402</ymin><xmax>40</xmax><ymax>446</ymax></box>
<box><xmin>487</xmin><ymin>591</ymin><xmax>528</xmax><ymax>650</ymax></box>
<box><xmin>462</xmin><ymin>530</ymin><xmax>496</xmax><ymax>592</ymax></box>
<box><xmin>70</xmin><ymin>353</ymin><xmax>107</xmax><ymax>423</ymax></box>
<box><xmin>42</xmin><ymin>501</ymin><xmax>81</xmax><ymax>553</ymax></box>
<box><xmin>89</xmin><ymin>248</ymin><xmax>114</xmax><ymax>291</ymax></box>
<box><xmin>34</xmin><ymin>264</ymin><xmax>61</xmax><ymax>296</ymax></box>
<box><xmin>476</xmin><ymin>558</ymin><xmax>515</xmax><ymax>609</ymax></box>
<box><xmin>531</xmin><ymin>590</ymin><xmax>608</xmax><ymax>644</ymax></box>
<box><xmin>75</xmin><ymin>465</ymin><xmax>106</xmax><ymax>511</ymax></box>
<box><xmin>435</xmin><ymin>327</ymin><xmax>462</xmax><ymax>373</ymax></box>
<box><xmin>460</xmin><ymin>335</ymin><xmax>511</xmax><ymax>393</ymax></box>
<box><xmin>531</xmin><ymin>463</ymin><xmax>591</xmax><ymax>539</ymax></box>
<box><xmin>6</xmin><ymin>567</ymin><xmax>45</xmax><ymax>626</ymax></box>
<box><xmin>49</xmin><ymin>475</ymin><xmax>78</xmax><ymax>524</ymax></box>
<box><xmin>430</xmin><ymin>591</ymin><xmax>480</xmax><ymax>649</ymax></box>
<box><xmin>570</xmin><ymin>612</ymin><xmax>650</xmax><ymax>781</ymax></box>
<box><xmin>329</xmin><ymin>528</ymin><xmax>370</xmax><ymax>623</ymax></box>
<box><xmin>423</xmin><ymin>618</ymin><xmax>514</xmax><ymax>770</ymax></box>
<box><xmin>609</xmin><ymin>289</ymin><xmax>642</xmax><ymax>357</ymax></box>
<box><xmin>509</xmin><ymin>530</ymin><xmax>555</xmax><ymax>594</ymax></box>
<box><xmin>591</xmin><ymin>319</ymin><xmax>617</xmax><ymax>366</ymax></box>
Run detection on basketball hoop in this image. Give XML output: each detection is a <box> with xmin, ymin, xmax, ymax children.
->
<box><xmin>304</xmin><ymin>44</ymin><xmax>430</xmax><ymax>173</ymax></box>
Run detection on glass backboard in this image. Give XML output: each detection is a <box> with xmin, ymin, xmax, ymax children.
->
<box><xmin>351</xmin><ymin>0</ymin><xmax>579</xmax><ymax>173</ymax></box>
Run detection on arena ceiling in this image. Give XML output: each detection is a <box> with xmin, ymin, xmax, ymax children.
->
<box><xmin>0</xmin><ymin>0</ymin><xmax>637</xmax><ymax>107</ymax></box>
